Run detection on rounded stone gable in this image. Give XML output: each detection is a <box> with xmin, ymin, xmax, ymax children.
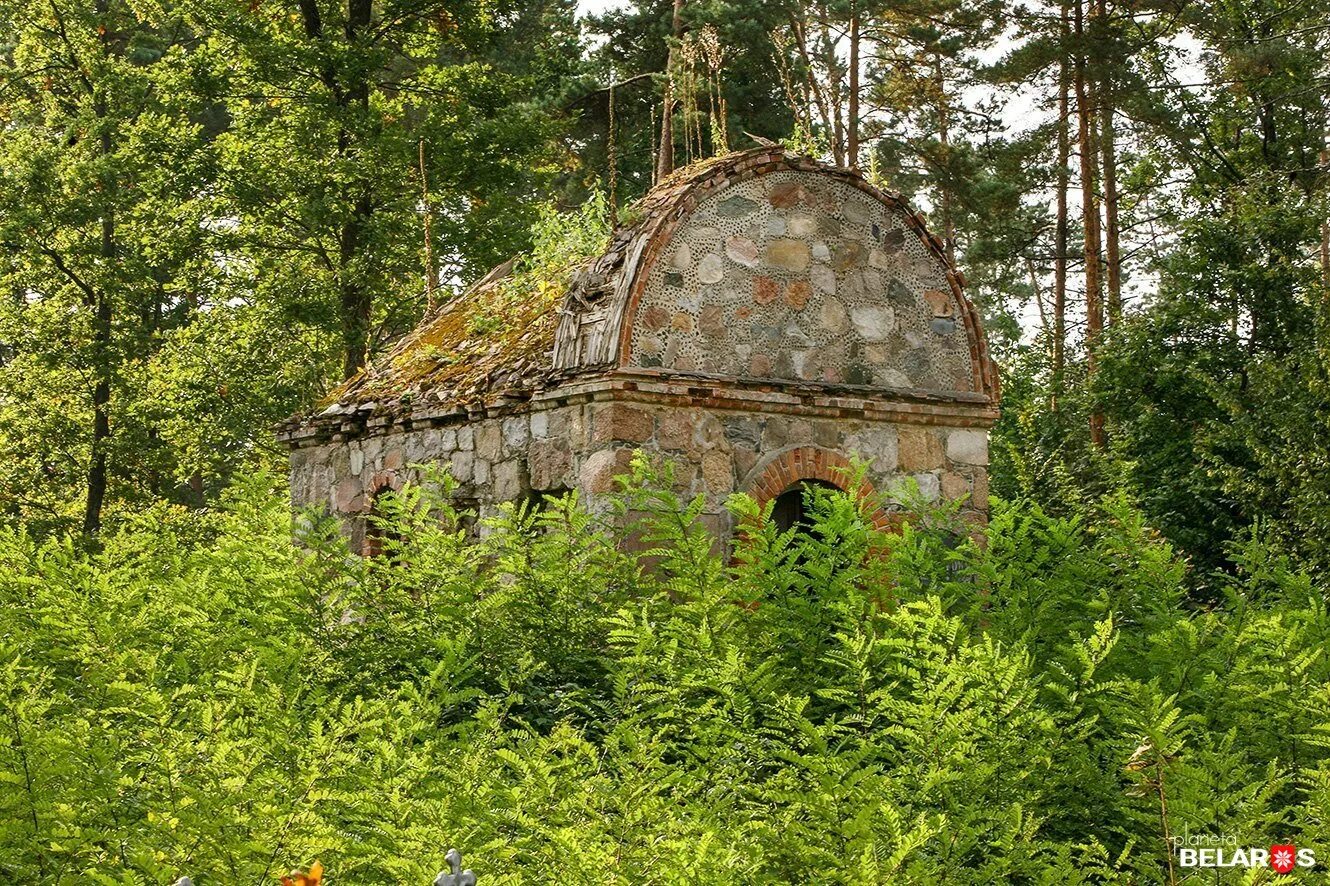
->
<box><xmin>626</xmin><ymin>171</ymin><xmax>975</xmax><ymax>393</ymax></box>
<box><xmin>553</xmin><ymin>148</ymin><xmax>998</xmax><ymax>404</ymax></box>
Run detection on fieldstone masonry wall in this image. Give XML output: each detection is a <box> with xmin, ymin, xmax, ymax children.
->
<box><xmin>288</xmin><ymin>392</ymin><xmax>990</xmax><ymax>552</ymax></box>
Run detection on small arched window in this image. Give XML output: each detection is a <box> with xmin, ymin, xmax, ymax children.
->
<box><xmin>770</xmin><ymin>479</ymin><xmax>840</xmax><ymax>537</ymax></box>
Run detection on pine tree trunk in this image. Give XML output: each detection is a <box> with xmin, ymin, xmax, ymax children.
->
<box><xmin>655</xmin><ymin>0</ymin><xmax>685</xmax><ymax>182</ymax></box>
<box><xmin>1321</xmin><ymin>145</ymin><xmax>1329</xmax><ymax>291</ymax></box>
<box><xmin>1075</xmin><ymin>0</ymin><xmax>1105</xmax><ymax>447</ymax></box>
<box><xmin>848</xmin><ymin>7</ymin><xmax>860</xmax><ymax>168</ymax></box>
<box><xmin>935</xmin><ymin>59</ymin><xmax>956</xmax><ymax>265</ymax></box>
<box><xmin>1052</xmin><ymin>0</ymin><xmax>1071</xmax><ymax>405</ymax></box>
<box><xmin>1098</xmin><ymin>0</ymin><xmax>1122</xmax><ymax>324</ymax></box>
<box><xmin>815</xmin><ymin>1</ymin><xmax>846</xmax><ymax>166</ymax></box>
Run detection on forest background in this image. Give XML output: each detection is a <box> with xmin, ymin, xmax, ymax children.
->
<box><xmin>2</xmin><ymin>0</ymin><xmax>1330</xmax><ymax>881</ymax></box>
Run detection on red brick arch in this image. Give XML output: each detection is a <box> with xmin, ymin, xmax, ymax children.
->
<box><xmin>745</xmin><ymin>447</ymin><xmax>893</xmax><ymax>531</ymax></box>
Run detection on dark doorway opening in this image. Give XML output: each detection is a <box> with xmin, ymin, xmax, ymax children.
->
<box><xmin>770</xmin><ymin>479</ymin><xmax>841</xmax><ymax>536</ymax></box>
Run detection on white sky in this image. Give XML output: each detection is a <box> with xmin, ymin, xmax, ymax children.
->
<box><xmin>577</xmin><ymin>0</ymin><xmax>631</xmax><ymax>14</ymax></box>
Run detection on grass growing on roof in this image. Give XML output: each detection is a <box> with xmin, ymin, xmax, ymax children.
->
<box><xmin>335</xmin><ymin>193</ymin><xmax>611</xmax><ymax>405</ymax></box>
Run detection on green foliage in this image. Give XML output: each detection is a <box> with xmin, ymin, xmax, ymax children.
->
<box><xmin>3</xmin><ymin>465</ymin><xmax>1326</xmax><ymax>883</ymax></box>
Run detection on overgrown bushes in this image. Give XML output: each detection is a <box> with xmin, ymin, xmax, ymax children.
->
<box><xmin>2</xmin><ymin>461</ymin><xmax>1327</xmax><ymax>883</ymax></box>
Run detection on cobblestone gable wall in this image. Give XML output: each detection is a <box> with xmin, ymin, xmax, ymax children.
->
<box><xmin>627</xmin><ymin>172</ymin><xmax>974</xmax><ymax>393</ymax></box>
<box><xmin>288</xmin><ymin>397</ymin><xmax>990</xmax><ymax>552</ymax></box>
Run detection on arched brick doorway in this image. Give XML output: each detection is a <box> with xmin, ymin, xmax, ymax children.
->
<box><xmin>744</xmin><ymin>446</ymin><xmax>893</xmax><ymax>532</ymax></box>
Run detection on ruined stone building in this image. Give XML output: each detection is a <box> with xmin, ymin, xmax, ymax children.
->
<box><xmin>279</xmin><ymin>148</ymin><xmax>1000</xmax><ymax>552</ymax></box>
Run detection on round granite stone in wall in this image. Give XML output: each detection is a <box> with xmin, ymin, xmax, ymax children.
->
<box><xmin>628</xmin><ymin>172</ymin><xmax>974</xmax><ymax>394</ymax></box>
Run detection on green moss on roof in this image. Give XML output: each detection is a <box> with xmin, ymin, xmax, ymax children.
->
<box><xmin>314</xmin><ymin>150</ymin><xmax>796</xmax><ymax>417</ymax></box>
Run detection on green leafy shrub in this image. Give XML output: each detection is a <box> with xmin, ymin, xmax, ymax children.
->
<box><xmin>1</xmin><ymin>464</ymin><xmax>1326</xmax><ymax>883</ymax></box>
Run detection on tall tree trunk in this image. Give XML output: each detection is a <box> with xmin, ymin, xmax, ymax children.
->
<box><xmin>339</xmin><ymin>194</ymin><xmax>373</xmax><ymax>379</ymax></box>
<box><xmin>935</xmin><ymin>58</ymin><xmax>956</xmax><ymax>265</ymax></box>
<box><xmin>1075</xmin><ymin>0</ymin><xmax>1105</xmax><ymax>447</ymax></box>
<box><xmin>655</xmin><ymin>0</ymin><xmax>685</xmax><ymax>182</ymax></box>
<box><xmin>1097</xmin><ymin>0</ymin><xmax>1122</xmax><ymax>324</ymax></box>
<box><xmin>1052</xmin><ymin>0</ymin><xmax>1070</xmax><ymax>407</ymax></box>
<box><xmin>847</xmin><ymin>6</ymin><xmax>860</xmax><ymax>168</ymax></box>
<box><xmin>1321</xmin><ymin>145</ymin><xmax>1329</xmax><ymax>291</ymax></box>
<box><xmin>84</xmin><ymin>0</ymin><xmax>114</xmax><ymax>537</ymax></box>
<box><xmin>337</xmin><ymin>0</ymin><xmax>374</xmax><ymax>378</ymax></box>
<box><xmin>815</xmin><ymin>1</ymin><xmax>846</xmax><ymax>166</ymax></box>
<box><xmin>419</xmin><ymin>139</ymin><xmax>438</xmax><ymax>312</ymax></box>
<box><xmin>788</xmin><ymin>11</ymin><xmax>836</xmax><ymax>156</ymax></box>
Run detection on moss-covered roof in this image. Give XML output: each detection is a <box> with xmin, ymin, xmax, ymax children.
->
<box><xmin>301</xmin><ymin>151</ymin><xmax>766</xmax><ymax>426</ymax></box>
<box><xmin>327</xmin><ymin>257</ymin><xmax>566</xmax><ymax>413</ymax></box>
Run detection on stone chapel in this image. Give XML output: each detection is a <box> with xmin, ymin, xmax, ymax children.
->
<box><xmin>279</xmin><ymin>148</ymin><xmax>1000</xmax><ymax>552</ymax></box>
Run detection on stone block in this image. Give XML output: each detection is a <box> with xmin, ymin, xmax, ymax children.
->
<box><xmin>528</xmin><ymin>440</ymin><xmax>572</xmax><ymax>490</ymax></box>
<box><xmin>845</xmin><ymin>427</ymin><xmax>897</xmax><ymax>473</ymax></box>
<box><xmin>643</xmin><ymin>305</ymin><xmax>670</xmax><ymax>330</ymax></box>
<box><xmin>941</xmin><ymin>471</ymin><xmax>970</xmax><ymax>501</ymax></box>
<box><xmin>702</xmin><ymin>449</ymin><xmax>734</xmax><ymax>493</ymax></box>
<box><xmin>530</xmin><ymin>410</ymin><xmax>549</xmax><ymax>439</ymax></box>
<box><xmin>580</xmin><ymin>448</ymin><xmax>635</xmax><ymax>494</ymax></box>
<box><xmin>946</xmin><ymin>429</ymin><xmax>989</xmax><ymax>466</ymax></box>
<box><xmin>764</xmin><ymin>239</ymin><xmax>810</xmax><ymax>272</ymax></box>
<box><xmin>456</xmin><ymin>425</ymin><xmax>474</xmax><ymax>451</ymax></box>
<box><xmin>333</xmin><ymin>476</ymin><xmax>365</xmax><ymax>513</ymax></box>
<box><xmin>349</xmin><ymin>447</ymin><xmax>364</xmax><ymax>477</ymax></box>
<box><xmin>850</xmin><ymin>305</ymin><xmax>895</xmax><ymax>341</ymax></box>
<box><xmin>788</xmin><ymin>419</ymin><xmax>814</xmax><ymax>445</ymax></box>
<box><xmin>811</xmin><ymin>265</ymin><xmax>836</xmax><ymax>295</ymax></box>
<box><xmin>725</xmin><ymin>235</ymin><xmax>759</xmax><ymax>267</ymax></box>
<box><xmin>897</xmin><ymin>426</ymin><xmax>943</xmax><ymax>472</ymax></box>
<box><xmin>754</xmin><ymin>276</ymin><xmax>780</xmax><ymax>306</ymax></box>
<box><xmin>403</xmin><ymin>430</ymin><xmax>435</xmax><ymax>464</ymax></box>
<box><xmin>657</xmin><ymin>411</ymin><xmax>694</xmax><ymax>451</ymax></box>
<box><xmin>698</xmin><ymin>253</ymin><xmax>724</xmax><ymax>283</ymax></box>
<box><xmin>502</xmin><ymin>415</ymin><xmax>530</xmax><ymax>450</ymax></box>
<box><xmin>813</xmin><ymin>422</ymin><xmax>840</xmax><ymax>449</ymax></box>
<box><xmin>733</xmin><ymin>446</ymin><xmax>758</xmax><ymax>480</ymax></box>
<box><xmin>913</xmin><ymin>472</ymin><xmax>941</xmax><ymax>501</ymax></box>
<box><xmin>476</xmin><ymin>423</ymin><xmax>502</xmax><ymax>460</ymax></box>
<box><xmin>723</xmin><ymin>417</ymin><xmax>761</xmax><ymax>449</ymax></box>
<box><xmin>971</xmin><ymin>467</ymin><xmax>989</xmax><ymax>504</ymax></box>
<box><xmin>785</xmin><ymin>280</ymin><xmax>812</xmax><ymax>310</ymax></box>
<box><xmin>493</xmin><ymin>458</ymin><xmax>526</xmax><ymax>501</ymax></box>
<box><xmin>449</xmin><ymin>452</ymin><xmax>474</xmax><ymax>483</ymax></box>
<box><xmin>769</xmin><ymin>181</ymin><xmax>809</xmax><ymax>208</ymax></box>
<box><xmin>473</xmin><ymin>458</ymin><xmax>491</xmax><ymax>485</ymax></box>
<box><xmin>787</xmin><ymin>215</ymin><xmax>817</xmax><ymax>237</ymax></box>
<box><xmin>833</xmin><ymin>241</ymin><xmax>866</xmax><ymax>272</ymax></box>
<box><xmin>383</xmin><ymin>447</ymin><xmax>404</xmax><ymax>471</ymax></box>
<box><xmin>924</xmin><ymin>289</ymin><xmax>953</xmax><ymax>317</ymax></box>
<box><xmin>593</xmin><ymin>403</ymin><xmax>654</xmax><ymax>444</ymax></box>
<box><xmin>699</xmin><ymin>305</ymin><xmax>726</xmax><ymax>337</ymax></box>
<box><xmin>820</xmin><ymin>296</ymin><xmax>849</xmax><ymax>333</ymax></box>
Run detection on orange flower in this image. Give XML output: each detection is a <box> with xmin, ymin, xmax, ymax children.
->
<box><xmin>280</xmin><ymin>860</ymin><xmax>323</xmax><ymax>886</ymax></box>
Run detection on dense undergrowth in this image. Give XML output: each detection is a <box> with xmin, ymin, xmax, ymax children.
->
<box><xmin>2</xmin><ymin>459</ymin><xmax>1328</xmax><ymax>883</ymax></box>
